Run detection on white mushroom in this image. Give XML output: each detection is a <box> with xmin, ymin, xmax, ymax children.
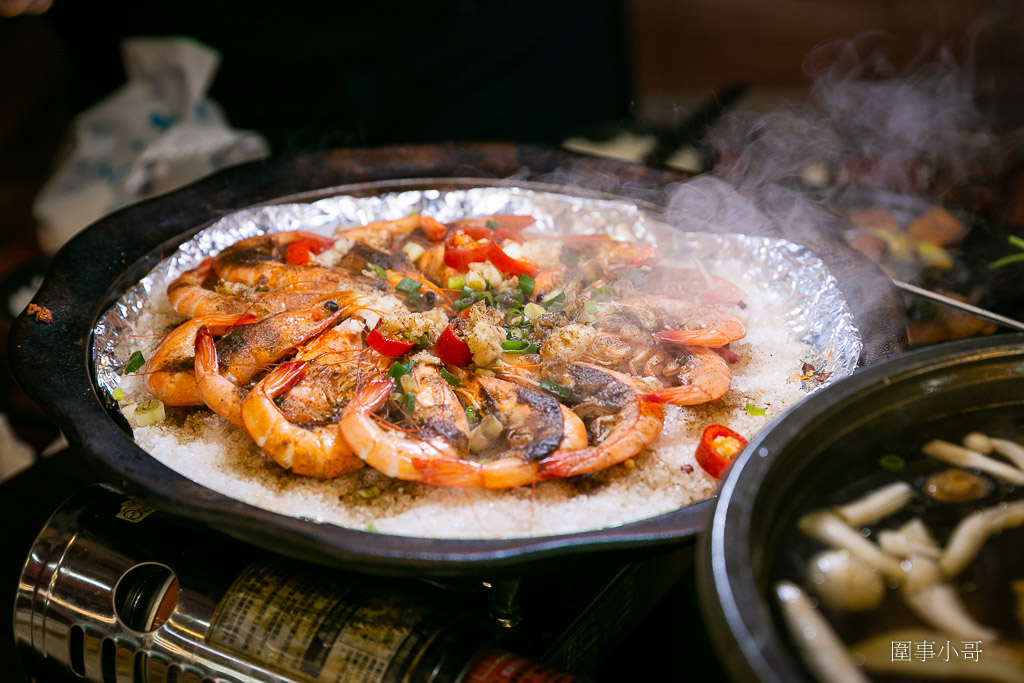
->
<box><xmin>962</xmin><ymin>432</ymin><xmax>1024</xmax><ymax>471</ymax></box>
<box><xmin>774</xmin><ymin>581</ymin><xmax>870</xmax><ymax>683</ymax></box>
<box><xmin>921</xmin><ymin>439</ymin><xmax>1024</xmax><ymax>485</ymax></box>
<box><xmin>939</xmin><ymin>500</ymin><xmax>1024</xmax><ymax>578</ymax></box>
<box><xmin>899</xmin><ymin>555</ymin><xmax>999</xmax><ymax>643</ymax></box>
<box><xmin>834</xmin><ymin>481</ymin><xmax>914</xmax><ymax>527</ymax></box>
<box><xmin>877</xmin><ymin>518</ymin><xmax>941</xmax><ymax>559</ymax></box>
<box><xmin>798</xmin><ymin>509</ymin><xmax>903</xmax><ymax>578</ymax></box>
<box><xmin>807</xmin><ymin>549</ymin><xmax>886</xmax><ymax>611</ymax></box>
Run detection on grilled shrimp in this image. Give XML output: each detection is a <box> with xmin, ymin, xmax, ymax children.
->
<box><xmin>338</xmin><ymin>371</ymin><xmax>466</xmax><ymax>481</ymax></box>
<box><xmin>145</xmin><ymin>313</ymin><xmax>257</xmax><ymax>406</ymax></box>
<box><xmin>212</xmin><ymin>231</ymin><xmax>354</xmax><ymax>288</ymax></box>
<box><xmin>339</xmin><ymin>370</ymin><xmax>585</xmax><ymax>489</ymax></box>
<box><xmin>640</xmin><ymin>297</ymin><xmax>746</xmax><ymax>347</ymax></box>
<box><xmin>456</xmin><ymin>374</ymin><xmax>587</xmax><ymax>461</ymax></box>
<box><xmin>241</xmin><ymin>361</ymin><xmax>364</xmax><ymax>478</ymax></box>
<box><xmin>334</xmin><ymin>214</ymin><xmax>424</xmax><ymax>251</ymax></box>
<box><xmin>411</xmin><ymin>374</ymin><xmax>588</xmax><ymax>488</ymax></box>
<box><xmin>167</xmin><ymin>258</ymin><xmax>244</xmax><ymax>318</ymax></box>
<box><xmin>193</xmin><ymin>294</ymin><xmax>358</xmax><ymax>425</ymax></box>
<box><xmin>168</xmin><ymin>257</ymin><xmax>348</xmax><ymax>318</ymax></box>
<box><xmin>534</xmin><ymin>363</ymin><xmax>664</xmax><ymax>479</ymax></box>
<box><xmin>643</xmin><ymin>346</ymin><xmax>732</xmax><ymax>405</ymax></box>
<box><xmin>275</xmin><ymin>323</ymin><xmax>388</xmax><ymax>423</ymax></box>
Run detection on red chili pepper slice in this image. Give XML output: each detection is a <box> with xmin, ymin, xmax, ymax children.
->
<box><xmin>486</xmin><ymin>240</ymin><xmax>539</xmax><ymax>277</ymax></box>
<box><xmin>694</xmin><ymin>424</ymin><xmax>748</xmax><ymax>478</ymax></box>
<box><xmin>434</xmin><ymin>323</ymin><xmax>473</xmax><ymax>366</ymax></box>
<box><xmin>419</xmin><ymin>215</ymin><xmax>449</xmax><ymax>242</ymax></box>
<box><xmin>444</xmin><ymin>226</ymin><xmax>492</xmax><ymax>271</ymax></box>
<box><xmin>365</xmin><ymin>320</ymin><xmax>416</xmax><ymax>358</ymax></box>
<box><xmin>284</xmin><ymin>234</ymin><xmax>336</xmax><ymax>265</ymax></box>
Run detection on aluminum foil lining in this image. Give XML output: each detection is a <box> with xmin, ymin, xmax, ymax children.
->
<box><xmin>93</xmin><ymin>185</ymin><xmax>862</xmax><ymax>407</ymax></box>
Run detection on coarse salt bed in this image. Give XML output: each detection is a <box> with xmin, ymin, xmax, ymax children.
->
<box><xmin>129</xmin><ymin>259</ymin><xmax>810</xmax><ymax>540</ymax></box>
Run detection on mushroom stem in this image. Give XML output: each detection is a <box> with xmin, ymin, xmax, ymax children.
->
<box><xmin>962</xmin><ymin>433</ymin><xmax>1024</xmax><ymax>471</ymax></box>
<box><xmin>921</xmin><ymin>439</ymin><xmax>1024</xmax><ymax>485</ymax></box>
<box><xmin>798</xmin><ymin>510</ymin><xmax>903</xmax><ymax>578</ymax></box>
<box><xmin>775</xmin><ymin>581</ymin><xmax>870</xmax><ymax>683</ymax></box>
<box><xmin>900</xmin><ymin>556</ymin><xmax>999</xmax><ymax>643</ymax></box>
<box><xmin>877</xmin><ymin>518</ymin><xmax>941</xmax><ymax>559</ymax></box>
<box><xmin>940</xmin><ymin>500</ymin><xmax>1024</xmax><ymax>578</ymax></box>
<box><xmin>835</xmin><ymin>481</ymin><xmax>914</xmax><ymax>527</ymax></box>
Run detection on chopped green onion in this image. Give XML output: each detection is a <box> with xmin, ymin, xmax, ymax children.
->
<box><xmin>466</xmin><ymin>270</ymin><xmax>487</xmax><ymax>291</ymax></box>
<box><xmin>401</xmin><ymin>241</ymin><xmax>426</xmax><ymax>262</ymax></box>
<box><xmin>111</xmin><ymin>387</ymin><xmax>124</xmax><ymax>401</ymax></box>
<box><xmin>399</xmin><ymin>373</ymin><xmax>418</xmax><ymax>394</ymax></box>
<box><xmin>496</xmin><ymin>289</ymin><xmax>524</xmax><ymax>309</ymax></box>
<box><xmin>124</xmin><ymin>351</ymin><xmax>146</xmax><ymax>375</ymax></box>
<box><xmin>879</xmin><ymin>454</ymin><xmax>905</xmax><ymax>471</ymax></box>
<box><xmin>133</xmin><ymin>399</ymin><xmax>165</xmax><ymax>427</ymax></box>
<box><xmin>357</xmin><ymin>486</ymin><xmax>382</xmax><ymax>499</ymax></box>
<box><xmin>371</xmin><ymin>264</ymin><xmax>387</xmax><ymax>280</ymax></box>
<box><xmin>592</xmin><ymin>285</ymin><xmax>612</xmax><ymax>299</ymax></box>
<box><xmin>584</xmin><ymin>300</ymin><xmax>598</xmax><ymax>315</ymax></box>
<box><xmin>447</xmin><ymin>275</ymin><xmax>466</xmax><ymax>290</ymax></box>
<box><xmin>561</xmin><ymin>252</ymin><xmax>580</xmax><ymax>267</ymax></box>
<box><xmin>477</xmin><ymin>414</ymin><xmax>504</xmax><ymax>439</ymax></box>
<box><xmin>254</xmin><ymin>286</ymin><xmax>270</xmax><ymax>292</ymax></box>
<box><xmin>989</xmin><ymin>254</ymin><xmax>1024</xmax><ymax>269</ymax></box>
<box><xmin>465</xmin><ymin>405</ymin><xmax>479</xmax><ymax>427</ymax></box>
<box><xmin>405</xmin><ymin>291</ymin><xmax>430</xmax><ymax>311</ymax></box>
<box><xmin>745</xmin><ymin>404</ymin><xmax>766</xmax><ymax>416</ymax></box>
<box><xmin>542</xmin><ymin>291</ymin><xmax>566</xmax><ymax>312</ymax></box>
<box><xmin>504</xmin><ymin>308</ymin><xmax>524</xmax><ymax>326</ymax></box>
<box><xmin>365</xmin><ymin>524</ymin><xmax>379</xmax><ymax>533</ymax></box>
<box><xmin>396</xmin><ymin>277</ymin><xmax>422</xmax><ymax>293</ymax></box>
<box><xmin>404</xmin><ymin>392</ymin><xmax>416</xmax><ymax>414</ymax></box>
<box><xmin>485</xmin><ymin>219</ymin><xmax>499</xmax><ymax>229</ymax></box>
<box><xmin>626</xmin><ymin>267</ymin><xmax>646</xmax><ymax>285</ymax></box>
<box><xmin>518</xmin><ymin>274</ymin><xmax>535</xmax><ymax>296</ymax></box>
<box><xmin>387</xmin><ymin>360</ymin><xmax>412</xmax><ymax>380</ymax></box>
<box><xmin>439</xmin><ymin>367</ymin><xmax>461</xmax><ymax>386</ymax></box>
<box><xmin>523</xmin><ymin>302</ymin><xmax>546</xmax><ymax>319</ymax></box>
<box><xmin>453</xmin><ymin>297</ymin><xmax>475</xmax><ymax>312</ymax></box>
<box><xmin>988</xmin><ymin>235</ymin><xmax>1024</xmax><ymax>269</ymax></box>
<box><xmin>501</xmin><ymin>340</ymin><xmax>538</xmax><ymax>354</ymax></box>
<box><xmin>540</xmin><ymin>379</ymin><xmax>572</xmax><ymax>400</ymax></box>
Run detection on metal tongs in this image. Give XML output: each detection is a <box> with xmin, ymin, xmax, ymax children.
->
<box><xmin>893</xmin><ymin>280</ymin><xmax>1024</xmax><ymax>333</ymax></box>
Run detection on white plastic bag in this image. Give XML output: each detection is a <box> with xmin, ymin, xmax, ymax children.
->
<box><xmin>34</xmin><ymin>36</ymin><xmax>270</xmax><ymax>252</ymax></box>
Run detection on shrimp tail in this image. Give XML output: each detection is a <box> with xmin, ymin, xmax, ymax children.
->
<box><xmin>652</xmin><ymin>329</ymin><xmax>733</xmax><ymax>348</ymax></box>
<box><xmin>261</xmin><ymin>360</ymin><xmax>308</xmax><ymax>395</ymax></box>
<box><xmin>412</xmin><ymin>457</ymin><xmax>484</xmax><ymax>488</ymax></box>
<box><xmin>194</xmin><ymin>326</ymin><xmax>248</xmax><ymax>426</ymax></box>
<box><xmin>644</xmin><ymin>385</ymin><xmax>725</xmax><ymax>405</ymax></box>
<box><xmin>145</xmin><ymin>313</ymin><xmax>259</xmax><ymax>406</ymax></box>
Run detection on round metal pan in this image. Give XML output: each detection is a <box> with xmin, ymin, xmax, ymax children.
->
<box><xmin>8</xmin><ymin>142</ymin><xmax>907</xmax><ymax>577</ymax></box>
<box><xmin>697</xmin><ymin>332</ymin><xmax>1024</xmax><ymax>682</ymax></box>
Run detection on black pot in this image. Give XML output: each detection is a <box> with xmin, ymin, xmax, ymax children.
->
<box><xmin>697</xmin><ymin>332</ymin><xmax>1024</xmax><ymax>682</ymax></box>
<box><xmin>9</xmin><ymin>143</ymin><xmax>907</xmax><ymax>578</ymax></box>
